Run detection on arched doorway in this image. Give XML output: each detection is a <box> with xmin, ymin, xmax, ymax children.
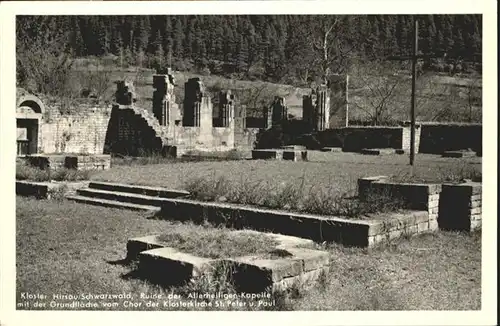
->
<box><xmin>16</xmin><ymin>92</ymin><xmax>45</xmax><ymax>156</ymax></box>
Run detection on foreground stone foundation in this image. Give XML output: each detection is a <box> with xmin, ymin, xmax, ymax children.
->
<box><xmin>127</xmin><ymin>231</ymin><xmax>329</xmax><ymax>292</ymax></box>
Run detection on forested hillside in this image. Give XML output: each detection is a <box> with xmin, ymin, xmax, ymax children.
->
<box><xmin>17</xmin><ymin>15</ymin><xmax>482</xmax><ymax>86</ymax></box>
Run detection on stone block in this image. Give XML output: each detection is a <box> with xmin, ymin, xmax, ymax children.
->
<box><xmin>417</xmin><ymin>221</ymin><xmax>429</xmax><ymax>232</ymax></box>
<box><xmin>282</xmin><ymin>145</ymin><xmax>306</xmax><ymax>150</ymax></box>
<box><xmin>139</xmin><ymin>247</ymin><xmax>215</xmax><ymax>280</ymax></box>
<box><xmin>320</xmin><ymin>147</ymin><xmax>342</xmax><ymax>152</ymax></box>
<box><xmin>470</xmin><ymin>214</ymin><xmax>481</xmax><ymax>221</ymax></box>
<box><xmin>428</xmin><ymin>213</ymin><xmax>438</xmax><ymax>221</ymax></box>
<box><xmin>273</xmin><ymin>266</ymin><xmax>329</xmax><ymax>292</ymax></box>
<box><xmin>428</xmin><ymin>206</ymin><xmax>439</xmax><ymax>214</ymax></box>
<box><xmin>388</xmin><ymin>229</ymin><xmax>403</xmax><ymax>241</ymax></box>
<box><xmin>282</xmin><ymin>150</ymin><xmax>307</xmax><ymax>161</ymax></box>
<box><xmin>469</xmin><ymin>207</ymin><xmax>481</xmax><ymax>215</ymax></box>
<box><xmin>126</xmin><ymin>235</ymin><xmax>165</xmax><ymax>261</ymax></box>
<box><xmin>468</xmin><ymin>200</ymin><xmax>482</xmax><ymax>208</ymax></box>
<box><xmin>428</xmin><ymin>199</ymin><xmax>440</xmax><ymax>209</ymax></box>
<box><xmin>470</xmin><ymin>219</ymin><xmax>482</xmax><ymax>230</ymax></box>
<box><xmin>251</xmin><ymin>149</ymin><xmax>283</xmax><ymax>160</ymax></box>
<box><xmin>470</xmin><ymin>194</ymin><xmax>482</xmax><ymax>201</ymax></box>
<box><xmin>284</xmin><ymin>248</ymin><xmax>330</xmax><ymax>272</ymax></box>
<box><xmin>229</xmin><ymin>255</ymin><xmax>304</xmax><ymax>283</ymax></box>
<box><xmin>369</xmin><ymin>234</ymin><xmax>386</xmax><ymax>245</ymax></box>
<box><xmin>405</xmin><ymin>224</ymin><xmax>418</xmax><ymax>235</ymax></box>
<box><xmin>429</xmin><ymin>219</ymin><xmax>439</xmax><ymax>231</ymax></box>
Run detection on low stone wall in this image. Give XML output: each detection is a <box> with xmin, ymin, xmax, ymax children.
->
<box><xmin>358</xmin><ymin>176</ymin><xmax>440</xmax><ymax>231</ymax></box>
<box><xmin>24</xmin><ymin>154</ymin><xmax>111</xmax><ymax>170</ymax></box>
<box><xmin>64</xmin><ymin>154</ymin><xmax>111</xmax><ymax>170</ymax></box>
<box><xmin>358</xmin><ymin>176</ymin><xmax>482</xmax><ymax>232</ymax></box>
<box><xmin>317</xmin><ymin>126</ymin><xmax>421</xmax><ymax>153</ymax></box>
<box><xmin>251</xmin><ymin>149</ymin><xmax>307</xmax><ymax>161</ymax></box>
<box><xmin>419</xmin><ymin>123</ymin><xmax>482</xmax><ymax>154</ymax></box>
<box><xmin>439</xmin><ymin>182</ymin><xmax>482</xmax><ymax>231</ymax></box>
<box><xmin>252</xmin><ymin>149</ymin><xmax>284</xmax><ymax>160</ymax></box>
<box><xmin>157</xmin><ymin>197</ymin><xmax>431</xmax><ymax>247</ymax></box>
<box><xmin>16</xmin><ymin>180</ymin><xmax>89</xmax><ymax>199</ymax></box>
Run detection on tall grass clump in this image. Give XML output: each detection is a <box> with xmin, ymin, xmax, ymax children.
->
<box><xmin>183</xmin><ymin>173</ymin><xmax>405</xmax><ymax>219</ymax></box>
<box><xmin>155</xmin><ymin>224</ymin><xmax>278</xmax><ymax>259</ymax></box>
<box><xmin>438</xmin><ymin>161</ymin><xmax>482</xmax><ymax>183</ymax></box>
<box><xmin>16</xmin><ymin>162</ymin><xmax>91</xmax><ymax>182</ymax></box>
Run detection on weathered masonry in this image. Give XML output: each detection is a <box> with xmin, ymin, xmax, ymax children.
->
<box><xmin>16</xmin><ymin>88</ymin><xmax>111</xmax><ymax>156</ymax></box>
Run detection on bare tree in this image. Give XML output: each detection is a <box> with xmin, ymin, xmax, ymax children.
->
<box><xmin>350</xmin><ymin>63</ymin><xmax>405</xmax><ymax>125</ymax></box>
<box><xmin>311</xmin><ymin>16</ymin><xmax>356</xmax><ymax>85</ymax></box>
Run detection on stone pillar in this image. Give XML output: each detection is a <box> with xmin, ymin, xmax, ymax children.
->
<box><xmin>315</xmin><ymin>86</ymin><xmax>330</xmax><ymax>131</ymax></box>
<box><xmin>152</xmin><ymin>74</ymin><xmax>175</xmax><ymax>126</ymax></box>
<box><xmin>302</xmin><ymin>93</ymin><xmax>316</xmax><ymax>131</ymax></box>
<box><xmin>115</xmin><ymin>80</ymin><xmax>136</xmax><ymax>105</ymax></box>
<box><xmin>240</xmin><ymin>105</ymin><xmax>247</xmax><ymax>129</ymax></box>
<box><xmin>271</xmin><ymin>97</ymin><xmax>287</xmax><ymax>125</ymax></box>
<box><xmin>193</xmin><ymin>102</ymin><xmax>201</xmax><ymax>127</ymax></box>
<box><xmin>263</xmin><ymin>106</ymin><xmax>273</xmax><ymax>129</ymax></box>
<box><xmin>219</xmin><ymin>91</ymin><xmax>235</xmax><ymax>127</ymax></box>
<box><xmin>183</xmin><ymin>77</ymin><xmax>208</xmax><ymax>127</ymax></box>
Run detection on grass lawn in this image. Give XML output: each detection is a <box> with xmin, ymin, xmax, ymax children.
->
<box><xmin>92</xmin><ymin>152</ymin><xmax>482</xmax><ymax>198</ymax></box>
<box><xmin>17</xmin><ymin>197</ymin><xmax>481</xmax><ymax>310</ymax></box>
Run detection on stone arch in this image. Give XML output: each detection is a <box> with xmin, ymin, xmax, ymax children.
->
<box><xmin>17</xmin><ymin>94</ymin><xmax>45</xmax><ymax>115</ymax></box>
<box><xmin>16</xmin><ymin>90</ymin><xmax>45</xmax><ymax>155</ymax></box>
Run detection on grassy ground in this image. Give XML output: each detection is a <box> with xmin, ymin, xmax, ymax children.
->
<box><xmin>92</xmin><ymin>152</ymin><xmax>481</xmax><ymax>197</ymax></box>
<box><xmin>16</xmin><ymin>197</ymin><xmax>481</xmax><ymax>310</ymax></box>
<box><xmin>155</xmin><ymin>227</ymin><xmax>278</xmax><ymax>259</ymax></box>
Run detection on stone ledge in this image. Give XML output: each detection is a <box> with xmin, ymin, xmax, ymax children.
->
<box><xmin>16</xmin><ymin>180</ymin><xmax>89</xmax><ymax>199</ymax></box>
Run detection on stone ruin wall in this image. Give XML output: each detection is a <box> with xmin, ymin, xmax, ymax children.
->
<box><xmin>22</xmin><ymin>70</ymin><xmax>474</xmax><ymax>157</ymax></box>
<box><xmin>16</xmin><ymin>89</ymin><xmax>112</xmax><ymax>155</ymax></box>
<box><xmin>40</xmin><ymin>104</ymin><xmax>112</xmax><ymax>154</ymax></box>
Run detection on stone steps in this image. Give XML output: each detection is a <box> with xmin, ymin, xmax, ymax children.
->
<box><xmin>76</xmin><ymin>188</ymin><xmax>175</xmax><ymax>207</ymax></box>
<box><xmin>131</xmin><ymin>107</ymin><xmax>169</xmax><ymax>145</ymax></box>
<box><xmin>66</xmin><ymin>181</ymin><xmax>190</xmax><ymax>211</ymax></box>
<box><xmin>66</xmin><ymin>194</ymin><xmax>161</xmax><ymax>212</ymax></box>
<box><xmin>88</xmin><ymin>181</ymin><xmax>189</xmax><ymax>198</ymax></box>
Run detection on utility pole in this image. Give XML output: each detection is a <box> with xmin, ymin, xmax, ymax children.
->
<box><xmin>345</xmin><ymin>75</ymin><xmax>349</xmax><ymax>127</ymax></box>
<box><xmin>410</xmin><ymin>18</ymin><xmax>418</xmax><ymax>171</ymax></box>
